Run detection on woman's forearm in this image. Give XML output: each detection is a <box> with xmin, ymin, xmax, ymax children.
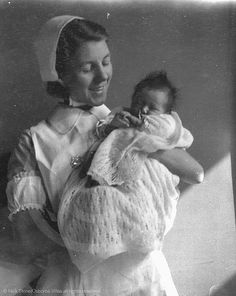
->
<box><xmin>12</xmin><ymin>209</ymin><xmax>65</xmax><ymax>262</ymax></box>
<box><xmin>149</xmin><ymin>148</ymin><xmax>204</xmax><ymax>184</ymax></box>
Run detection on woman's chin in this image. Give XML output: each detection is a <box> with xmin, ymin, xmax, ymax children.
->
<box><xmin>90</xmin><ymin>95</ymin><xmax>107</xmax><ymax>106</ymax></box>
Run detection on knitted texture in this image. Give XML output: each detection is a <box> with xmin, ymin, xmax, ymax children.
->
<box><xmin>58</xmin><ymin>159</ymin><xmax>180</xmax><ymax>260</ymax></box>
<box><xmin>58</xmin><ymin>112</ymin><xmax>191</xmax><ymax>260</ymax></box>
<box><xmin>88</xmin><ymin>112</ymin><xmax>193</xmax><ymax>186</ymax></box>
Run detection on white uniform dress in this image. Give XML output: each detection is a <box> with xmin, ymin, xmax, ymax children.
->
<box><xmin>2</xmin><ymin>103</ymin><xmax>110</xmax><ymax>295</ymax></box>
<box><xmin>58</xmin><ymin>111</ymin><xmax>193</xmax><ymax>296</ymax></box>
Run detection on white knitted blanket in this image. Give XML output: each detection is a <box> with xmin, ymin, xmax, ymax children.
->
<box><xmin>88</xmin><ymin>111</ymin><xmax>193</xmax><ymax>186</ymax></box>
<box><xmin>58</xmin><ymin>112</ymin><xmax>193</xmax><ymax>267</ymax></box>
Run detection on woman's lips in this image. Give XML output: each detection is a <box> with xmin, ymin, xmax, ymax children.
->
<box><xmin>89</xmin><ymin>85</ymin><xmax>106</xmax><ymax>94</ymax></box>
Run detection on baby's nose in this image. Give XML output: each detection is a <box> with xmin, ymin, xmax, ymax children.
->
<box><xmin>142</xmin><ymin>105</ymin><xmax>149</xmax><ymax>114</ymax></box>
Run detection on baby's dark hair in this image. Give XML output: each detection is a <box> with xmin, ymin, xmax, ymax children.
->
<box><xmin>131</xmin><ymin>70</ymin><xmax>178</xmax><ymax>113</ymax></box>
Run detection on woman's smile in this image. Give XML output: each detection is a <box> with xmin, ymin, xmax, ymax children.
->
<box><xmin>89</xmin><ymin>85</ymin><xmax>106</xmax><ymax>94</ymax></box>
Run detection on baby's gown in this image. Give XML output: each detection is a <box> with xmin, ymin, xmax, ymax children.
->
<box><xmin>58</xmin><ymin>111</ymin><xmax>193</xmax><ymax>296</ymax></box>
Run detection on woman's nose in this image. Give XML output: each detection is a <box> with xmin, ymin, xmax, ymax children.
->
<box><xmin>95</xmin><ymin>65</ymin><xmax>108</xmax><ymax>82</ymax></box>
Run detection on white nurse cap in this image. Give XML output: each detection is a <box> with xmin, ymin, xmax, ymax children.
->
<box><xmin>34</xmin><ymin>15</ymin><xmax>84</xmax><ymax>82</ymax></box>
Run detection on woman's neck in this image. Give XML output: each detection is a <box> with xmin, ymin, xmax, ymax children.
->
<box><xmin>69</xmin><ymin>97</ymin><xmax>89</xmax><ymax>107</ymax></box>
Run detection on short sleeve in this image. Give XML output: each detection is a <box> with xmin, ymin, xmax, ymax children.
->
<box><xmin>6</xmin><ymin>130</ymin><xmax>47</xmax><ymax>220</ymax></box>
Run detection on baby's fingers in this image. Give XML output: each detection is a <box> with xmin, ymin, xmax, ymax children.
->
<box><xmin>125</xmin><ymin>114</ymin><xmax>143</xmax><ymax>127</ymax></box>
<box><xmin>111</xmin><ymin>112</ymin><xmax>131</xmax><ymax>128</ymax></box>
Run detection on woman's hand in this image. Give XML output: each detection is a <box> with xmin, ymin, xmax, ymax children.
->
<box><xmin>12</xmin><ymin>209</ymin><xmax>65</xmax><ymax>263</ymax></box>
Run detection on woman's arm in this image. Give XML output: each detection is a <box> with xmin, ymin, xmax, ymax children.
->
<box><xmin>12</xmin><ymin>209</ymin><xmax>65</xmax><ymax>263</ymax></box>
<box><xmin>149</xmin><ymin>148</ymin><xmax>204</xmax><ymax>184</ymax></box>
<box><xmin>7</xmin><ymin>131</ymin><xmax>65</xmax><ymax>262</ymax></box>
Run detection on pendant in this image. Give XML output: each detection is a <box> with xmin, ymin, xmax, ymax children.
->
<box><xmin>70</xmin><ymin>155</ymin><xmax>83</xmax><ymax>168</ymax></box>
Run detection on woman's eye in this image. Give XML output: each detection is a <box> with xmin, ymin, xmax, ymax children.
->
<box><xmin>80</xmin><ymin>64</ymin><xmax>92</xmax><ymax>73</ymax></box>
<box><xmin>103</xmin><ymin>57</ymin><xmax>111</xmax><ymax>66</ymax></box>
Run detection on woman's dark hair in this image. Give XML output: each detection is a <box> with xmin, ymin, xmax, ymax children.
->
<box><xmin>47</xmin><ymin>18</ymin><xmax>109</xmax><ymax>99</ymax></box>
<box><xmin>131</xmin><ymin>70</ymin><xmax>178</xmax><ymax>113</ymax></box>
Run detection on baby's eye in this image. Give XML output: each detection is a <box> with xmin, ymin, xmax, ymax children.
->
<box><xmin>150</xmin><ymin>104</ymin><xmax>160</xmax><ymax>111</ymax></box>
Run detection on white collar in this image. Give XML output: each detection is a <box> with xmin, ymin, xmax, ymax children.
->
<box><xmin>46</xmin><ymin>103</ymin><xmax>110</xmax><ymax>134</ymax></box>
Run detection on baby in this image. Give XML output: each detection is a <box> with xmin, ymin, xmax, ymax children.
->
<box><xmin>84</xmin><ymin>70</ymin><xmax>192</xmax><ymax>186</ymax></box>
<box><xmin>58</xmin><ymin>71</ymin><xmax>193</xmax><ymax>265</ymax></box>
<box><xmin>80</xmin><ymin>71</ymin><xmax>192</xmax><ymax>186</ymax></box>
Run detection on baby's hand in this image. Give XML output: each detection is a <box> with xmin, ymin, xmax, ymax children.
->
<box><xmin>126</xmin><ymin>112</ymin><xmax>143</xmax><ymax>127</ymax></box>
<box><xmin>110</xmin><ymin>111</ymin><xmax>143</xmax><ymax>129</ymax></box>
<box><xmin>110</xmin><ymin>111</ymin><xmax>131</xmax><ymax>128</ymax></box>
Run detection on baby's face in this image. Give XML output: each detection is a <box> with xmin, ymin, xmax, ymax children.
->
<box><xmin>131</xmin><ymin>88</ymin><xmax>169</xmax><ymax>117</ymax></box>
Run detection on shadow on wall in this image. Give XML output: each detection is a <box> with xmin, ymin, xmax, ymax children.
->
<box><xmin>0</xmin><ymin>1</ymin><xmax>235</xmax><ymax>206</ymax></box>
<box><xmin>230</xmin><ymin>8</ymin><xmax>236</xmax><ymax>222</ymax></box>
<box><xmin>209</xmin><ymin>272</ymin><xmax>236</xmax><ymax>296</ymax></box>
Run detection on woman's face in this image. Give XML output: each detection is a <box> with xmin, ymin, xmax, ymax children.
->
<box><xmin>63</xmin><ymin>40</ymin><xmax>112</xmax><ymax>106</ymax></box>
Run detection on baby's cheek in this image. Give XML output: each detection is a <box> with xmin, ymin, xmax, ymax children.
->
<box><xmin>130</xmin><ymin>106</ymin><xmax>139</xmax><ymax>117</ymax></box>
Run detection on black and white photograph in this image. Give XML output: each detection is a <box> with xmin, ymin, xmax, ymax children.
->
<box><xmin>0</xmin><ymin>0</ymin><xmax>235</xmax><ymax>295</ymax></box>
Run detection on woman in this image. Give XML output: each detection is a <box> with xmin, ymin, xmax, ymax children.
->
<box><xmin>3</xmin><ymin>15</ymin><xmax>203</xmax><ymax>294</ymax></box>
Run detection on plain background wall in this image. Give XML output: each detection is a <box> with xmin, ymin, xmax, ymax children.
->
<box><xmin>0</xmin><ymin>1</ymin><xmax>235</xmax><ymax>295</ymax></box>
